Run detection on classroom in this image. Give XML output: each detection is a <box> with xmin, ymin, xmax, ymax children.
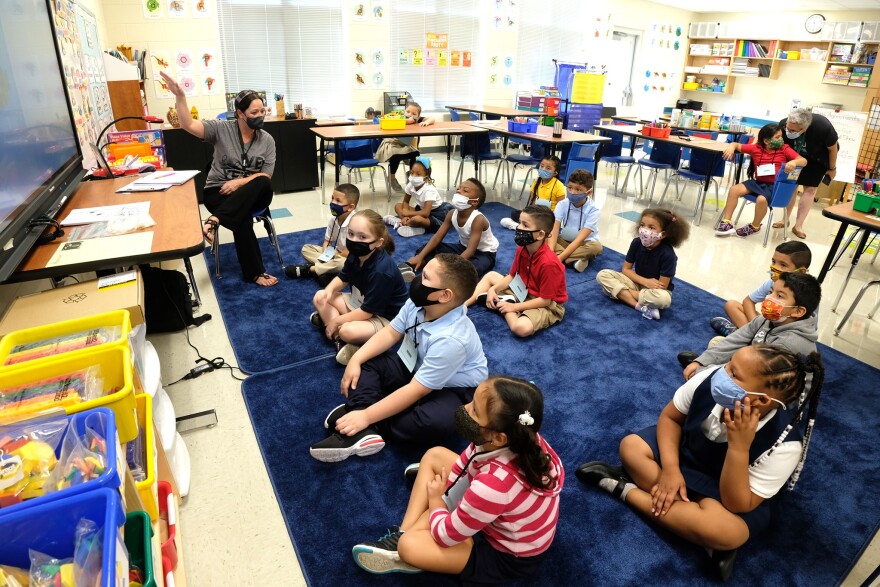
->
<box><xmin>1</xmin><ymin>0</ymin><xmax>880</xmax><ymax>585</ymax></box>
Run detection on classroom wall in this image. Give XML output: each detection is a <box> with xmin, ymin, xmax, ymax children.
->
<box><xmin>690</xmin><ymin>10</ymin><xmax>880</xmax><ymax>120</ymax></box>
<box><xmin>99</xmin><ymin>0</ymin><xmax>227</xmax><ymax>120</ymax></box>
<box><xmin>78</xmin><ymin>0</ymin><xmax>108</xmax><ymax>48</ymax></box>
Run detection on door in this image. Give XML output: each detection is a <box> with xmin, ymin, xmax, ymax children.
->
<box><xmin>605</xmin><ymin>30</ymin><xmax>639</xmax><ymax>111</ymax></box>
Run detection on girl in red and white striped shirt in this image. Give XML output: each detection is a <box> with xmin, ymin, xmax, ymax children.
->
<box><xmin>351</xmin><ymin>376</ymin><xmax>564</xmax><ymax>584</ymax></box>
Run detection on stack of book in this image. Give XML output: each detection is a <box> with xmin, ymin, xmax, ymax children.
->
<box><xmin>737</xmin><ymin>41</ymin><xmax>773</xmax><ymax>58</ymax></box>
<box><xmin>829</xmin><ymin>43</ymin><xmax>854</xmax><ymax>63</ymax></box>
<box><xmin>849</xmin><ymin>66</ymin><xmax>871</xmax><ymax>87</ymax></box>
<box><xmin>823</xmin><ymin>65</ymin><xmax>852</xmax><ymax>85</ymax></box>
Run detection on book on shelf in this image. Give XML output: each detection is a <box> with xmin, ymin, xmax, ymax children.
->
<box><xmin>829</xmin><ymin>43</ymin><xmax>853</xmax><ymax>63</ymax></box>
<box><xmin>849</xmin><ymin>65</ymin><xmax>871</xmax><ymax>87</ymax></box>
<box><xmin>823</xmin><ymin>65</ymin><xmax>852</xmax><ymax>84</ymax></box>
<box><xmin>737</xmin><ymin>41</ymin><xmax>772</xmax><ymax>58</ymax></box>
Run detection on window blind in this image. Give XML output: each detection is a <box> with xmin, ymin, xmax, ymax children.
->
<box><xmin>515</xmin><ymin>0</ymin><xmax>587</xmax><ymax>94</ymax></box>
<box><xmin>389</xmin><ymin>0</ymin><xmax>481</xmax><ymax>111</ymax></box>
<box><xmin>217</xmin><ymin>0</ymin><xmax>344</xmax><ymax>115</ymax></box>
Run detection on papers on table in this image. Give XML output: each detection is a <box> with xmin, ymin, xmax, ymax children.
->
<box><xmin>60</xmin><ymin>202</ymin><xmax>151</xmax><ymax>226</ymax></box>
<box><xmin>46</xmin><ymin>232</ymin><xmax>154</xmax><ymax>268</ymax></box>
<box><xmin>116</xmin><ymin>169</ymin><xmax>200</xmax><ymax>193</ymax></box>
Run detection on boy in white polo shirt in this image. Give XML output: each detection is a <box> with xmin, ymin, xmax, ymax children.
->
<box><xmin>547</xmin><ymin>169</ymin><xmax>603</xmax><ymax>273</ymax></box>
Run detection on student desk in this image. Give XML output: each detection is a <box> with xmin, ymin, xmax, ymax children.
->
<box><xmin>446</xmin><ymin>104</ymin><xmax>546</xmax><ymax>119</ymax></box>
<box><xmin>311</xmin><ymin>122</ymin><xmax>488</xmax><ymax>200</ymax></box>
<box><xmin>465</xmin><ymin>120</ymin><xmax>610</xmax><ymax>160</ymax></box>
<box><xmin>816</xmin><ymin>202</ymin><xmax>880</xmax><ymax>329</ymax></box>
<box><xmin>593</xmin><ymin>124</ymin><xmax>736</xmax><ymax>226</ymax></box>
<box><xmin>11</xmin><ymin>177</ymin><xmax>205</xmax><ymax>302</ymax></box>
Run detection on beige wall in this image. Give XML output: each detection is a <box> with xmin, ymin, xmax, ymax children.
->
<box><xmin>78</xmin><ymin>0</ymin><xmax>108</xmax><ymax>47</ymax></box>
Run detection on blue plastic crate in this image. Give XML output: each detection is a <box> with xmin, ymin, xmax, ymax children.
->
<box><xmin>0</xmin><ymin>488</ymin><xmax>127</xmax><ymax>586</ymax></box>
<box><xmin>0</xmin><ymin>408</ymin><xmax>123</xmax><ymax>518</ymax></box>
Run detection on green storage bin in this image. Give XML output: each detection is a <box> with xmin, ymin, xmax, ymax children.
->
<box><xmin>853</xmin><ymin>191</ymin><xmax>880</xmax><ymax>214</ymax></box>
<box><xmin>124</xmin><ymin>511</ymin><xmax>156</xmax><ymax>587</ymax></box>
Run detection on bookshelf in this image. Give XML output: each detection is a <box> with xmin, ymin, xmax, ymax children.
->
<box><xmin>821</xmin><ymin>42</ymin><xmax>878</xmax><ymax>87</ymax></box>
<box><xmin>682</xmin><ymin>41</ymin><xmax>736</xmax><ymax>94</ymax></box>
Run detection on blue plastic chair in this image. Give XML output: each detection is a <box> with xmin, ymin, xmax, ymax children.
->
<box><xmin>599</xmin><ymin>130</ymin><xmax>636</xmax><ymax>196</ymax></box>
<box><xmin>657</xmin><ymin>148</ymin><xmax>725</xmax><ymax>222</ymax></box>
<box><xmin>216</xmin><ymin>112</ymin><xmax>228</xmax><ymax>120</ymax></box>
<box><xmin>562</xmin><ymin>143</ymin><xmax>598</xmax><ymax>184</ymax></box>
<box><xmin>337</xmin><ymin>139</ymin><xmax>392</xmax><ymax>200</ymax></box>
<box><xmin>454</xmin><ymin>134</ymin><xmax>504</xmax><ymax>189</ymax></box>
<box><xmin>731</xmin><ymin>166</ymin><xmax>802</xmax><ymax>247</ymax></box>
<box><xmin>504</xmin><ymin>140</ymin><xmax>547</xmax><ymax>201</ymax></box>
<box><xmin>635</xmin><ymin>141</ymin><xmax>682</xmax><ymax>200</ymax></box>
<box><xmin>724</xmin><ymin>133</ymin><xmax>754</xmax><ymax>184</ymax></box>
<box><xmin>211</xmin><ymin>207</ymin><xmax>285</xmax><ymax>278</ymax></box>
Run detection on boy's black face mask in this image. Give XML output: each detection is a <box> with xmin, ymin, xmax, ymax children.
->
<box><xmin>409</xmin><ymin>275</ymin><xmax>446</xmax><ymax>307</ymax></box>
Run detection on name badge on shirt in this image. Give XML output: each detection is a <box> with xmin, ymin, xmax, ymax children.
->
<box><xmin>398</xmin><ymin>333</ymin><xmax>418</xmax><ymax>372</ymax></box>
<box><xmin>348</xmin><ymin>286</ymin><xmax>364</xmax><ymax>310</ymax></box>
<box><xmin>317</xmin><ymin>245</ymin><xmax>336</xmax><ymax>263</ymax></box>
<box><xmin>757</xmin><ymin>163</ymin><xmax>776</xmax><ymax>177</ymax></box>
<box><xmin>559</xmin><ymin>225</ymin><xmax>580</xmax><ymax>242</ymax></box>
<box><xmin>534</xmin><ymin>198</ymin><xmax>551</xmax><ymax>208</ymax></box>
<box><xmin>509</xmin><ymin>273</ymin><xmax>528</xmax><ymax>302</ymax></box>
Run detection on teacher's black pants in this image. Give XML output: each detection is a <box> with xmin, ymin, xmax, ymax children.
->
<box><xmin>203</xmin><ymin>175</ymin><xmax>273</xmax><ymax>281</ymax></box>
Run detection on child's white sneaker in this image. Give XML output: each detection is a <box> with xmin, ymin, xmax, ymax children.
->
<box><xmin>397</xmin><ymin>225</ymin><xmax>425</xmax><ymax>237</ymax></box>
<box><xmin>574</xmin><ymin>258</ymin><xmax>590</xmax><ymax>273</ymax></box>
<box><xmin>383</xmin><ymin>214</ymin><xmax>401</xmax><ymax>228</ymax></box>
<box><xmin>635</xmin><ymin>304</ymin><xmax>661</xmax><ymax>320</ymax></box>
<box><xmin>500</xmin><ymin>218</ymin><xmax>518</xmax><ymax>230</ymax></box>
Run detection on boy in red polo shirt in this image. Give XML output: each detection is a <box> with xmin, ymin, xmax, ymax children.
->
<box><xmin>466</xmin><ymin>205</ymin><xmax>567</xmax><ymax>337</ymax></box>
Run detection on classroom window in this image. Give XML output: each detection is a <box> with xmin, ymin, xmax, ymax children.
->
<box><xmin>515</xmin><ymin>0</ymin><xmax>587</xmax><ymax>95</ymax></box>
<box><xmin>389</xmin><ymin>0</ymin><xmax>481</xmax><ymax>111</ymax></box>
<box><xmin>217</xmin><ymin>0</ymin><xmax>344</xmax><ymax>116</ymax></box>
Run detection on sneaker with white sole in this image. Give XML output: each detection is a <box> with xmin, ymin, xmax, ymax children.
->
<box><xmin>323</xmin><ymin>403</ymin><xmax>348</xmax><ymax>430</ymax></box>
<box><xmin>309</xmin><ymin>428</ymin><xmax>385</xmax><ymax>462</ymax></box>
<box><xmin>735</xmin><ymin>223</ymin><xmax>761</xmax><ymax>238</ymax></box>
<box><xmin>404</xmin><ymin>463</ymin><xmax>419</xmax><ymax>488</ymax></box>
<box><xmin>475</xmin><ymin>292</ymin><xmax>516</xmax><ymax>308</ymax></box>
<box><xmin>309</xmin><ymin>311</ymin><xmax>325</xmax><ymax>330</ymax></box>
<box><xmin>574</xmin><ymin>258</ymin><xmax>590</xmax><ymax>273</ymax></box>
<box><xmin>635</xmin><ymin>303</ymin><xmax>660</xmax><ymax>320</ymax></box>
<box><xmin>336</xmin><ymin>343</ymin><xmax>360</xmax><ymax>365</ymax></box>
<box><xmin>389</xmin><ymin>176</ymin><xmax>404</xmax><ymax>193</ymax></box>
<box><xmin>397</xmin><ymin>225</ymin><xmax>425</xmax><ymax>237</ymax></box>
<box><xmin>715</xmin><ymin>221</ymin><xmax>736</xmax><ymax>236</ymax></box>
<box><xmin>499</xmin><ymin>217</ymin><xmax>518</xmax><ymax>230</ymax></box>
<box><xmin>352</xmin><ymin>527</ymin><xmax>421</xmax><ymax>575</ymax></box>
<box><xmin>383</xmin><ymin>214</ymin><xmax>401</xmax><ymax>228</ymax></box>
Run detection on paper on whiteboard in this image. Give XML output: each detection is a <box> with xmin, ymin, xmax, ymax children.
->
<box><xmin>812</xmin><ymin>107</ymin><xmax>867</xmax><ymax>184</ymax></box>
<box><xmin>60</xmin><ymin>202</ymin><xmax>151</xmax><ymax>226</ymax></box>
<box><xmin>46</xmin><ymin>232</ymin><xmax>154</xmax><ymax>268</ymax></box>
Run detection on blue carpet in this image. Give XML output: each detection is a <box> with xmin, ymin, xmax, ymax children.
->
<box><xmin>207</xmin><ymin>202</ymin><xmax>619</xmax><ymax>373</ymax></box>
<box><xmin>240</xmin><ymin>273</ymin><xmax>880</xmax><ymax>586</ymax></box>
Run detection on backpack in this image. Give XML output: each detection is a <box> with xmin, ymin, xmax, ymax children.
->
<box><xmin>140</xmin><ymin>265</ymin><xmax>211</xmax><ymax>333</ymax></box>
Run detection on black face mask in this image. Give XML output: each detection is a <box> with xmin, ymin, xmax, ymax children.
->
<box><xmin>346</xmin><ymin>238</ymin><xmax>376</xmax><ymax>258</ymax></box>
<box><xmin>246</xmin><ymin>115</ymin><xmax>265</xmax><ymax>130</ymax></box>
<box><xmin>409</xmin><ymin>274</ymin><xmax>445</xmax><ymax>307</ymax></box>
<box><xmin>514</xmin><ymin>228</ymin><xmax>541</xmax><ymax>247</ymax></box>
<box><xmin>454</xmin><ymin>405</ymin><xmax>488</xmax><ymax>445</ymax></box>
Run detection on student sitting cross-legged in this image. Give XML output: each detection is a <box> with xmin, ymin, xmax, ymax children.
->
<box><xmin>310</xmin><ymin>253</ymin><xmax>488</xmax><ymax>463</ymax></box>
<box><xmin>466</xmin><ymin>205</ymin><xmax>567</xmax><ymax>338</ymax></box>
<box><xmin>546</xmin><ymin>169</ymin><xmax>603</xmax><ymax>273</ymax></box>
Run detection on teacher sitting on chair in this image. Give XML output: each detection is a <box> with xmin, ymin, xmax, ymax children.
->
<box><xmin>160</xmin><ymin>71</ymin><xmax>278</xmax><ymax>287</ymax></box>
<box><xmin>777</xmin><ymin>108</ymin><xmax>839</xmax><ymax>240</ymax></box>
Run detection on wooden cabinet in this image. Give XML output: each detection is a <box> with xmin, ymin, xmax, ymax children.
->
<box><xmin>107</xmin><ymin>80</ymin><xmax>147</xmax><ymax>131</ymax></box>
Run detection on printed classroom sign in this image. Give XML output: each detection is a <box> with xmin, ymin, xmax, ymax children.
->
<box><xmin>412</xmin><ymin>49</ymin><xmax>424</xmax><ymax>66</ymax></box>
<box><xmin>426</xmin><ymin>33</ymin><xmax>448</xmax><ymax>49</ymax></box>
<box><xmin>451</xmin><ymin>50</ymin><xmax>461</xmax><ymax>66</ymax></box>
<box><xmin>463</xmin><ymin>51</ymin><xmax>472</xmax><ymax>67</ymax></box>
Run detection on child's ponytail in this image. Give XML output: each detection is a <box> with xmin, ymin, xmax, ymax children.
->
<box><xmin>486</xmin><ymin>376</ymin><xmax>555</xmax><ymax>490</ymax></box>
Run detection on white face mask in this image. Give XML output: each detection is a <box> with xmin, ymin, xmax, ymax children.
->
<box><xmin>409</xmin><ymin>176</ymin><xmax>425</xmax><ymax>187</ymax></box>
<box><xmin>451</xmin><ymin>193</ymin><xmax>472</xmax><ymax>210</ymax></box>
<box><xmin>785</xmin><ymin>129</ymin><xmax>803</xmax><ymax>139</ymax></box>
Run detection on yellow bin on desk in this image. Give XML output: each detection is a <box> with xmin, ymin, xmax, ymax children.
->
<box><xmin>0</xmin><ymin>345</ymin><xmax>137</xmax><ymax>442</ymax></box>
<box><xmin>134</xmin><ymin>394</ymin><xmax>158</xmax><ymax>521</ymax></box>
<box><xmin>380</xmin><ymin>117</ymin><xmax>407</xmax><ymax>130</ymax></box>
<box><xmin>0</xmin><ymin>310</ymin><xmax>131</xmax><ymax>369</ymax></box>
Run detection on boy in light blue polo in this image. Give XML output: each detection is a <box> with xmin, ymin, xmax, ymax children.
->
<box><xmin>547</xmin><ymin>169</ymin><xmax>603</xmax><ymax>273</ymax></box>
<box><xmin>310</xmin><ymin>253</ymin><xmax>487</xmax><ymax>463</ymax></box>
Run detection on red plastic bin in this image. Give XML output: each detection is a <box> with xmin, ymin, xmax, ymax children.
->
<box><xmin>158</xmin><ymin>481</ymin><xmax>178</xmax><ymax>571</ymax></box>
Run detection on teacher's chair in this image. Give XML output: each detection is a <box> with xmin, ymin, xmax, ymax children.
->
<box><xmin>210</xmin><ymin>208</ymin><xmax>285</xmax><ymax>278</ymax></box>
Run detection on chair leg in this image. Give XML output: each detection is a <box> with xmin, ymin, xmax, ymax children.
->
<box><xmin>657</xmin><ymin>174</ymin><xmax>675</xmax><ymax>206</ymax></box>
<box><xmin>734</xmin><ymin>199</ymin><xmax>748</xmax><ymax>224</ymax></box>
<box><xmin>183</xmin><ymin>256</ymin><xmax>202</xmax><ymax>307</ymax></box>
<box><xmin>763</xmin><ymin>210</ymin><xmax>772</xmax><ymax>248</ymax></box>
<box><xmin>831</xmin><ymin>229</ymin><xmax>861</xmax><ymax>270</ymax></box>
<box><xmin>869</xmin><ymin>296</ymin><xmax>880</xmax><ymax>319</ymax></box>
<box><xmin>368</xmin><ymin>168</ymin><xmax>376</xmax><ymax>192</ymax></box>
<box><xmin>212</xmin><ymin>234</ymin><xmax>221</xmax><ymax>278</ymax></box>
<box><xmin>376</xmin><ymin>166</ymin><xmax>391</xmax><ymax>202</ymax></box>
<box><xmin>260</xmin><ymin>216</ymin><xmax>285</xmax><ymax>270</ymax></box>
<box><xmin>611</xmin><ymin>164</ymin><xmax>621</xmax><ymax>195</ymax></box>
<box><xmin>620</xmin><ymin>165</ymin><xmax>633</xmax><ymax>196</ymax></box>
<box><xmin>492</xmin><ymin>160</ymin><xmax>503</xmax><ymax>189</ymax></box>
<box><xmin>834</xmin><ymin>279</ymin><xmax>880</xmax><ymax>335</ymax></box>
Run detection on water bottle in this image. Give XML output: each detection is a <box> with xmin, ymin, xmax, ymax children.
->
<box><xmin>552</xmin><ymin>116</ymin><xmax>563</xmax><ymax>138</ymax></box>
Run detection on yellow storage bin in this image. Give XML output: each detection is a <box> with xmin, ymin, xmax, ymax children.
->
<box><xmin>0</xmin><ymin>346</ymin><xmax>137</xmax><ymax>442</ymax></box>
<box><xmin>571</xmin><ymin>72</ymin><xmax>605</xmax><ymax>104</ymax></box>
<box><xmin>380</xmin><ymin>117</ymin><xmax>406</xmax><ymax>130</ymax></box>
<box><xmin>788</xmin><ymin>51</ymin><xmax>800</xmax><ymax>60</ymax></box>
<box><xmin>0</xmin><ymin>310</ymin><xmax>131</xmax><ymax>369</ymax></box>
<box><xmin>134</xmin><ymin>394</ymin><xmax>158</xmax><ymax>521</ymax></box>
<box><xmin>682</xmin><ymin>82</ymin><xmax>700</xmax><ymax>90</ymax></box>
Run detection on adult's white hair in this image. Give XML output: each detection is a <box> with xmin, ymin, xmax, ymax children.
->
<box><xmin>788</xmin><ymin>108</ymin><xmax>813</xmax><ymax>128</ymax></box>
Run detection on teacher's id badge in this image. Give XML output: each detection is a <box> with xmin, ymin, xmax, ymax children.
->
<box><xmin>509</xmin><ymin>274</ymin><xmax>528</xmax><ymax>302</ymax></box>
<box><xmin>398</xmin><ymin>333</ymin><xmax>418</xmax><ymax>372</ymax></box>
<box><xmin>757</xmin><ymin>163</ymin><xmax>776</xmax><ymax>177</ymax></box>
<box><xmin>317</xmin><ymin>245</ymin><xmax>336</xmax><ymax>263</ymax></box>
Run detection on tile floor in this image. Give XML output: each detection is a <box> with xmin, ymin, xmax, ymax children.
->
<box><xmin>2</xmin><ymin>156</ymin><xmax>878</xmax><ymax>585</ymax></box>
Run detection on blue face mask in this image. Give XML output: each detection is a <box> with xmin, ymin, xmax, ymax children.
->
<box><xmin>329</xmin><ymin>202</ymin><xmax>346</xmax><ymax>217</ymax></box>
<box><xmin>537</xmin><ymin>168</ymin><xmax>553</xmax><ymax>180</ymax></box>
<box><xmin>567</xmin><ymin>191</ymin><xmax>588</xmax><ymax>203</ymax></box>
<box><xmin>710</xmin><ymin>367</ymin><xmax>787</xmax><ymax>411</ymax></box>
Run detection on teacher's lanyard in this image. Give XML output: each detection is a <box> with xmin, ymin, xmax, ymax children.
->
<box><xmin>237</xmin><ymin>125</ymin><xmax>257</xmax><ymax>173</ymax></box>
<box><xmin>328</xmin><ymin>220</ymin><xmax>341</xmax><ymax>247</ymax></box>
<box><xmin>564</xmin><ymin>203</ymin><xmax>584</xmax><ymax>230</ymax></box>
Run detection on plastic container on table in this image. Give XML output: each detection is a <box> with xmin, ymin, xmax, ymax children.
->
<box><xmin>0</xmin><ymin>345</ymin><xmax>137</xmax><ymax>442</ymax></box>
<box><xmin>0</xmin><ymin>488</ymin><xmax>128</xmax><ymax>587</ymax></box>
<box><xmin>124</xmin><ymin>510</ymin><xmax>156</xmax><ymax>587</ymax></box>
<box><xmin>508</xmin><ymin>120</ymin><xmax>538</xmax><ymax>133</ymax></box>
<box><xmin>157</xmin><ymin>481</ymin><xmax>178</xmax><ymax>571</ymax></box>
<box><xmin>0</xmin><ymin>310</ymin><xmax>131</xmax><ymax>369</ymax></box>
<box><xmin>134</xmin><ymin>394</ymin><xmax>158</xmax><ymax>521</ymax></box>
<box><xmin>379</xmin><ymin>117</ymin><xmax>406</xmax><ymax>130</ymax></box>
<box><xmin>0</xmin><ymin>407</ymin><xmax>124</xmax><ymax>518</ymax></box>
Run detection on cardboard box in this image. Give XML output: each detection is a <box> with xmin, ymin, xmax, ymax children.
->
<box><xmin>0</xmin><ymin>269</ymin><xmax>144</xmax><ymax>337</ymax></box>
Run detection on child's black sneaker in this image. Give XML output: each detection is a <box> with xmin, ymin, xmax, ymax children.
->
<box><xmin>709</xmin><ymin>317</ymin><xmax>736</xmax><ymax>336</ymax></box>
<box><xmin>284</xmin><ymin>264</ymin><xmax>312</xmax><ymax>278</ymax></box>
<box><xmin>309</xmin><ymin>311</ymin><xmax>325</xmax><ymax>330</ymax></box>
<box><xmin>316</xmin><ymin>273</ymin><xmax>335</xmax><ymax>287</ymax></box>
<box><xmin>677</xmin><ymin>351</ymin><xmax>699</xmax><ymax>368</ymax></box>
<box><xmin>711</xmin><ymin>548</ymin><xmax>738</xmax><ymax>582</ymax></box>
<box><xmin>352</xmin><ymin>526</ymin><xmax>421</xmax><ymax>575</ymax></box>
<box><xmin>576</xmin><ymin>461</ymin><xmax>635</xmax><ymax>501</ymax></box>
<box><xmin>404</xmin><ymin>463</ymin><xmax>419</xmax><ymax>488</ymax></box>
<box><xmin>309</xmin><ymin>428</ymin><xmax>385</xmax><ymax>462</ymax></box>
<box><xmin>323</xmin><ymin>403</ymin><xmax>348</xmax><ymax>430</ymax></box>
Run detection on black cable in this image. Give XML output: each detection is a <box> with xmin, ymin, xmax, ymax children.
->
<box><xmin>28</xmin><ymin>216</ymin><xmax>64</xmax><ymax>244</ymax></box>
<box><xmin>151</xmin><ymin>268</ymin><xmax>246</xmax><ymax>385</ymax></box>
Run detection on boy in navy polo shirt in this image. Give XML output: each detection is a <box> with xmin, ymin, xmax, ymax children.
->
<box><xmin>466</xmin><ymin>205</ymin><xmax>567</xmax><ymax>337</ymax></box>
<box><xmin>310</xmin><ymin>254</ymin><xmax>487</xmax><ymax>462</ymax></box>
<box><xmin>596</xmin><ymin>208</ymin><xmax>689</xmax><ymax>320</ymax></box>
